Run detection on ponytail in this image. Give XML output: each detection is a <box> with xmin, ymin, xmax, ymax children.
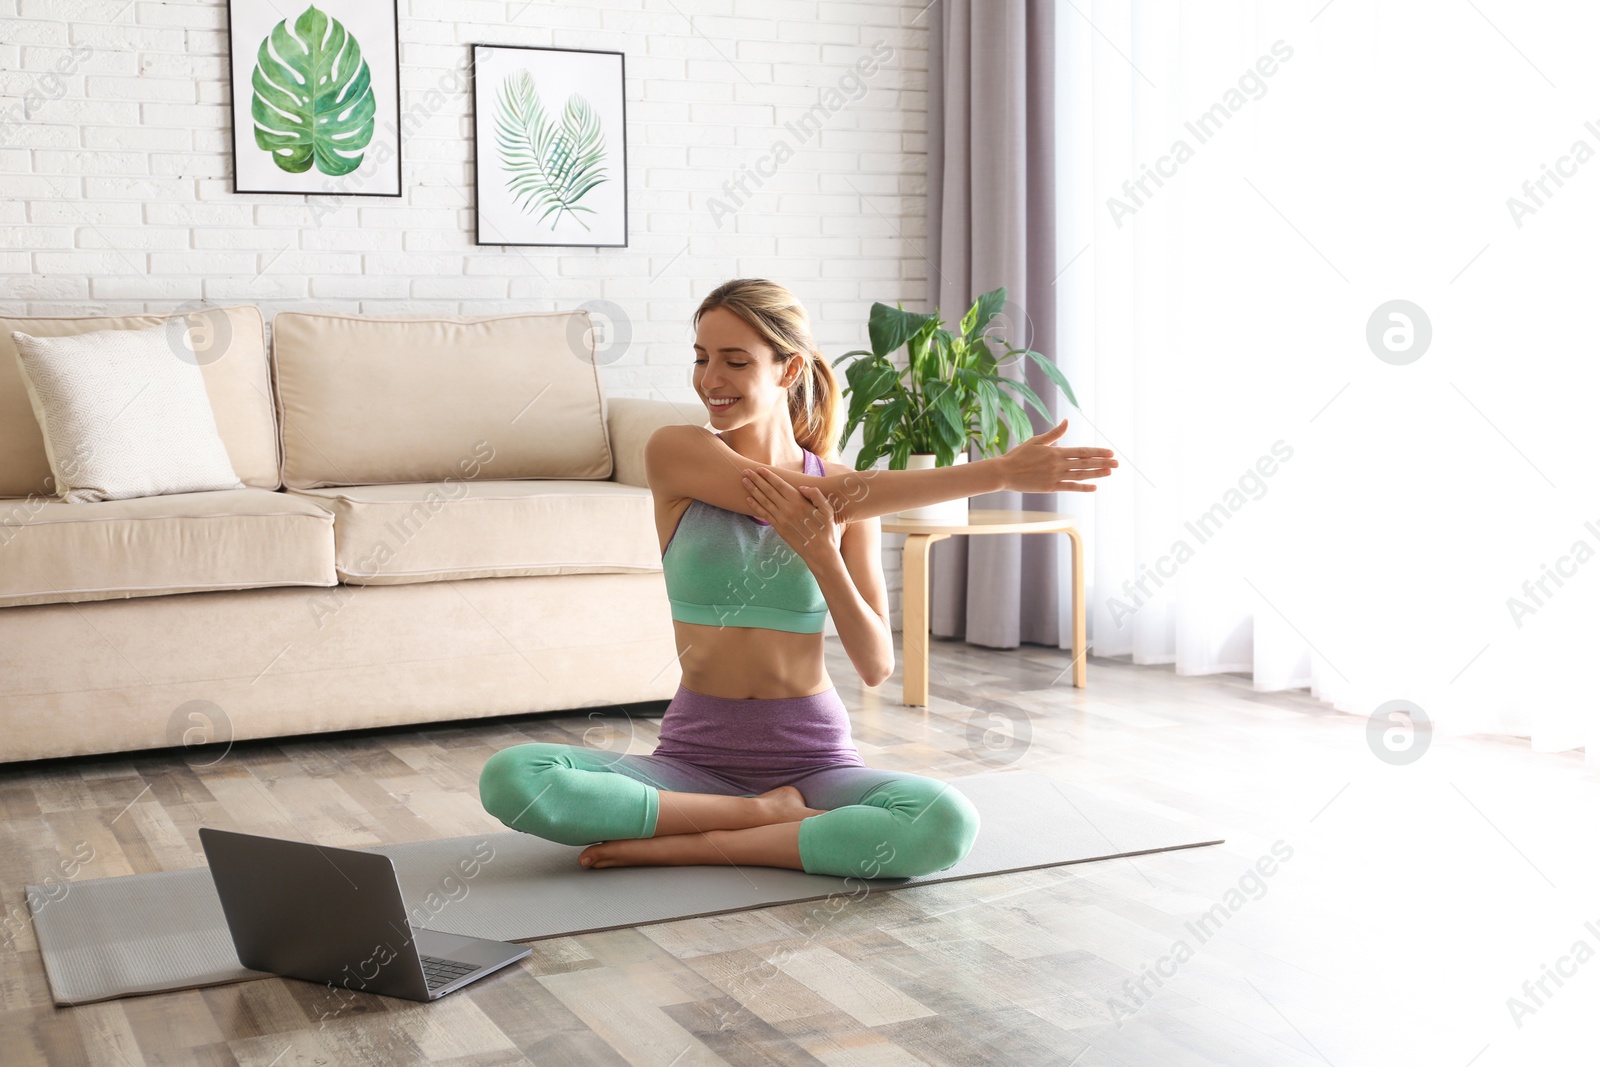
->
<box><xmin>788</xmin><ymin>346</ymin><xmax>841</xmax><ymax>461</ymax></box>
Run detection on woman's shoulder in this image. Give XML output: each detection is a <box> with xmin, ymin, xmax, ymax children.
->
<box><xmin>815</xmin><ymin>453</ymin><xmax>852</xmax><ymax>476</ymax></box>
<box><xmin>820</xmin><ymin>457</ymin><xmax>870</xmax><ymax>491</ymax></box>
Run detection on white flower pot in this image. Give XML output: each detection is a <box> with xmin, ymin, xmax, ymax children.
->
<box><xmin>896</xmin><ymin>453</ymin><xmax>969</xmax><ymax>523</ymax></box>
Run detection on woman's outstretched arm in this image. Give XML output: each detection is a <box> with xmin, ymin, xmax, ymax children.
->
<box><xmin>645</xmin><ymin>419</ymin><xmax>1117</xmax><ymax>526</ymax></box>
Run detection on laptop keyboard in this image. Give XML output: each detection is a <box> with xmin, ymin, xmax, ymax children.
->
<box><xmin>420</xmin><ymin>955</ymin><xmax>478</xmax><ymax>990</ymax></box>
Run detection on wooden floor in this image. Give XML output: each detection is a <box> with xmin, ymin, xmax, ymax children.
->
<box><xmin>1</xmin><ymin>634</ymin><xmax>1596</xmax><ymax>1066</ymax></box>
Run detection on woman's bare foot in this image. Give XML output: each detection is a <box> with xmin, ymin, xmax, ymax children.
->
<box><xmin>579</xmin><ymin>821</ymin><xmax>810</xmax><ymax>871</ymax></box>
<box><xmin>756</xmin><ymin>785</ymin><xmax>828</xmax><ymax>825</ymax></box>
<box><xmin>577</xmin><ymin>789</ymin><xmax>828</xmax><ymax>869</ymax></box>
<box><xmin>650</xmin><ymin>784</ymin><xmax>829</xmax><ymax>837</ymax></box>
<box><xmin>580</xmin><ymin>834</ymin><xmax>708</xmax><ymax>868</ymax></box>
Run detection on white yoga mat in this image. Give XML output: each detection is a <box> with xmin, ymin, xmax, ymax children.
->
<box><xmin>28</xmin><ymin>771</ymin><xmax>1221</xmax><ymax>1005</ymax></box>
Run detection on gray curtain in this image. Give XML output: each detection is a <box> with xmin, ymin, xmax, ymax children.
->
<box><xmin>926</xmin><ymin>0</ymin><xmax>1063</xmax><ymax>649</ymax></box>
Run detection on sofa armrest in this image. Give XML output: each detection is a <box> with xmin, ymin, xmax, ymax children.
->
<box><xmin>606</xmin><ymin>397</ymin><xmax>708</xmax><ymax>489</ymax></box>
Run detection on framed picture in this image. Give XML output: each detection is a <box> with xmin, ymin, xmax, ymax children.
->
<box><xmin>472</xmin><ymin>44</ymin><xmax>628</xmax><ymax>247</ymax></box>
<box><xmin>225</xmin><ymin>0</ymin><xmax>402</xmax><ymax>197</ymax></box>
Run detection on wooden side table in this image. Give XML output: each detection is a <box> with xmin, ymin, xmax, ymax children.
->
<box><xmin>880</xmin><ymin>509</ymin><xmax>1085</xmax><ymax>706</ymax></box>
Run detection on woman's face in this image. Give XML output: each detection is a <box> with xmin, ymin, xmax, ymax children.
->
<box><xmin>692</xmin><ymin>306</ymin><xmax>794</xmax><ymax>426</ymax></box>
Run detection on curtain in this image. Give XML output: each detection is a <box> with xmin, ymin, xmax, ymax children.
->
<box><xmin>1036</xmin><ymin>0</ymin><xmax>1598</xmax><ymax>760</ymax></box>
<box><xmin>926</xmin><ymin>0</ymin><xmax>1066</xmax><ymax>650</ymax></box>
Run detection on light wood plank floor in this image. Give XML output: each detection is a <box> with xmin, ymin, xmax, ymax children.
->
<box><xmin>2</xmin><ymin>634</ymin><xmax>1596</xmax><ymax>1066</ymax></box>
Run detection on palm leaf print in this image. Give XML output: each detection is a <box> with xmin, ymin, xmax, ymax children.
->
<box><xmin>493</xmin><ymin>70</ymin><xmax>609</xmax><ymax>231</ymax></box>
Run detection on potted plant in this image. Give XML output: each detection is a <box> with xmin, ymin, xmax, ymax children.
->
<box><xmin>832</xmin><ymin>286</ymin><xmax>1079</xmax><ymax>523</ymax></box>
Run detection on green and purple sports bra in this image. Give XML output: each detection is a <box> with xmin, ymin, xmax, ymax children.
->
<box><xmin>660</xmin><ymin>434</ymin><xmax>829</xmax><ymax>634</ymax></box>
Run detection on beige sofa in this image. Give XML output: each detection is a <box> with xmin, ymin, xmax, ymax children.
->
<box><xmin>0</xmin><ymin>305</ymin><xmax>704</xmax><ymax>764</ymax></box>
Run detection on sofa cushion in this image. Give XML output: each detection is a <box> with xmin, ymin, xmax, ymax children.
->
<box><xmin>288</xmin><ymin>479</ymin><xmax>660</xmax><ymax>585</ymax></box>
<box><xmin>271</xmin><ymin>310</ymin><xmax>613</xmax><ymax>490</ymax></box>
<box><xmin>0</xmin><ymin>307</ymin><xmax>279</xmax><ymax>498</ymax></box>
<box><xmin>12</xmin><ymin>323</ymin><xmax>247</xmax><ymax>503</ymax></box>
<box><xmin>0</xmin><ymin>488</ymin><xmax>336</xmax><ymax>608</ymax></box>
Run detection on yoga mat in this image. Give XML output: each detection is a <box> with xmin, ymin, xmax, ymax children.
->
<box><xmin>27</xmin><ymin>771</ymin><xmax>1220</xmax><ymax>1005</ymax></box>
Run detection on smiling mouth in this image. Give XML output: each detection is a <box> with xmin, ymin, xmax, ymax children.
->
<box><xmin>707</xmin><ymin>397</ymin><xmax>741</xmax><ymax>411</ymax></box>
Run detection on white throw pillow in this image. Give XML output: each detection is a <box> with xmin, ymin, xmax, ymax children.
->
<box><xmin>10</xmin><ymin>322</ymin><xmax>246</xmax><ymax>503</ymax></box>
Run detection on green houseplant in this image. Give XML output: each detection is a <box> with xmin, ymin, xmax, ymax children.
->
<box><xmin>831</xmin><ymin>286</ymin><xmax>1079</xmax><ymax>522</ymax></box>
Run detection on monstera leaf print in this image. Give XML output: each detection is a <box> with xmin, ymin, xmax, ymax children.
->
<box><xmin>493</xmin><ymin>70</ymin><xmax>608</xmax><ymax>231</ymax></box>
<box><xmin>250</xmin><ymin>4</ymin><xmax>376</xmax><ymax>176</ymax></box>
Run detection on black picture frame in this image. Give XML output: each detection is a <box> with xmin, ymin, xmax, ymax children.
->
<box><xmin>470</xmin><ymin>43</ymin><xmax>629</xmax><ymax>248</ymax></box>
<box><xmin>224</xmin><ymin>0</ymin><xmax>403</xmax><ymax>198</ymax></box>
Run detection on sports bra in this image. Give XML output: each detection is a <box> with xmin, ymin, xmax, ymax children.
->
<box><xmin>659</xmin><ymin>435</ymin><xmax>829</xmax><ymax>634</ymax></box>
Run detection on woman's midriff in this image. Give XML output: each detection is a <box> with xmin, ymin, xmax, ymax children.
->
<box><xmin>671</xmin><ymin>619</ymin><xmax>833</xmax><ymax>699</ymax></box>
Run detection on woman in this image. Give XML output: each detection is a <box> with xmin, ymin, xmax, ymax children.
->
<box><xmin>478</xmin><ymin>279</ymin><xmax>1117</xmax><ymax>879</ymax></box>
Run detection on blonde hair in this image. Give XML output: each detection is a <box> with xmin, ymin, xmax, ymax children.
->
<box><xmin>692</xmin><ymin>279</ymin><xmax>841</xmax><ymax>461</ymax></box>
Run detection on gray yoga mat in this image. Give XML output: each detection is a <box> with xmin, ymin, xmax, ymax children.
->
<box><xmin>28</xmin><ymin>770</ymin><xmax>1220</xmax><ymax>1005</ymax></box>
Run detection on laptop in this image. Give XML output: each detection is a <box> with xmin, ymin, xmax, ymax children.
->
<box><xmin>198</xmin><ymin>827</ymin><xmax>530</xmax><ymax>1002</ymax></box>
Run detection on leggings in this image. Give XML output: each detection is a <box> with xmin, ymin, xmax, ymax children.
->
<box><xmin>477</xmin><ymin>684</ymin><xmax>981</xmax><ymax>880</ymax></box>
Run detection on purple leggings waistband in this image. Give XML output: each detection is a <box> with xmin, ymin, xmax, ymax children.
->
<box><xmin>651</xmin><ymin>682</ymin><xmax>865</xmax><ymax>778</ymax></box>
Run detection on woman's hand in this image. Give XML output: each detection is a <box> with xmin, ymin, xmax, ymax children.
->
<box><xmin>742</xmin><ymin>467</ymin><xmax>843</xmax><ymax>564</ymax></box>
<box><xmin>998</xmin><ymin>418</ymin><xmax>1117</xmax><ymax>493</ymax></box>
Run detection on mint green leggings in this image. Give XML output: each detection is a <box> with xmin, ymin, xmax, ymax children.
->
<box><xmin>477</xmin><ymin>743</ymin><xmax>981</xmax><ymax>879</ymax></box>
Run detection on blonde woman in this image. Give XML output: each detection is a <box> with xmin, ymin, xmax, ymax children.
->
<box><xmin>478</xmin><ymin>279</ymin><xmax>1117</xmax><ymax>879</ymax></box>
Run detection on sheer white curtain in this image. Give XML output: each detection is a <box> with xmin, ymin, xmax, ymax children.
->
<box><xmin>1053</xmin><ymin>0</ymin><xmax>1599</xmax><ymax>761</ymax></box>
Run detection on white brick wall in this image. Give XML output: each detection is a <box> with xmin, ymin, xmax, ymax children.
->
<box><xmin>0</xmin><ymin>0</ymin><xmax>929</xmax><ymax>624</ymax></box>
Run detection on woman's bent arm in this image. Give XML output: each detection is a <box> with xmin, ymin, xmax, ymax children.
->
<box><xmin>810</xmin><ymin>550</ymin><xmax>894</xmax><ymax>686</ymax></box>
<box><xmin>816</xmin><ymin>514</ymin><xmax>895</xmax><ymax>686</ymax></box>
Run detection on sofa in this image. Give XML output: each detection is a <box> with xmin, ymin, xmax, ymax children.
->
<box><xmin>0</xmin><ymin>305</ymin><xmax>705</xmax><ymax>764</ymax></box>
